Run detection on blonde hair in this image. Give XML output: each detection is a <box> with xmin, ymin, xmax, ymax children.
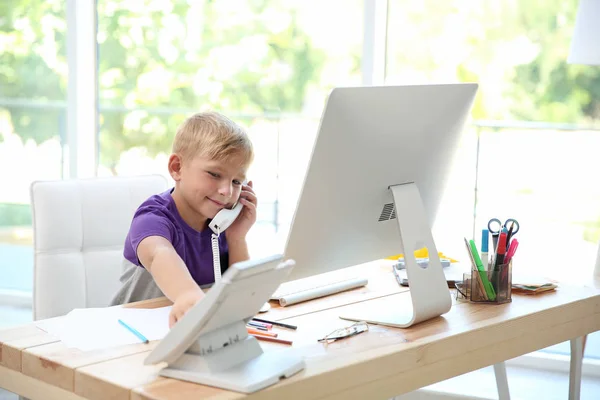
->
<box><xmin>172</xmin><ymin>111</ymin><xmax>254</xmax><ymax>167</ymax></box>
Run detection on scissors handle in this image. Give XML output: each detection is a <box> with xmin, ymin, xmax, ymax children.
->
<box><xmin>505</xmin><ymin>218</ymin><xmax>519</xmax><ymax>235</ymax></box>
<box><xmin>487</xmin><ymin>218</ymin><xmax>502</xmax><ymax>234</ymax></box>
<box><xmin>505</xmin><ymin>219</ymin><xmax>519</xmax><ymax>246</ymax></box>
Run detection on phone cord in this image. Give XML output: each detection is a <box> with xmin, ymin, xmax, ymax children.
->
<box><xmin>212</xmin><ymin>229</ymin><xmax>222</xmax><ymax>283</ymax></box>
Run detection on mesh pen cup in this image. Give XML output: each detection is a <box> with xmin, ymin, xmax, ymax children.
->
<box><xmin>469</xmin><ymin>261</ymin><xmax>512</xmax><ymax>304</ymax></box>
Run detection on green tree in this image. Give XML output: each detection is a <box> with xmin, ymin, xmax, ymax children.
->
<box><xmin>457</xmin><ymin>0</ymin><xmax>600</xmax><ymax>122</ymax></box>
<box><xmin>0</xmin><ymin>0</ymin><xmax>67</xmax><ymax>143</ymax></box>
<box><xmin>97</xmin><ymin>0</ymin><xmax>325</xmax><ymax>173</ymax></box>
<box><xmin>387</xmin><ymin>0</ymin><xmax>600</xmax><ymax>122</ymax></box>
<box><xmin>1</xmin><ymin>0</ymin><xmax>326</xmax><ymax>173</ymax></box>
<box><xmin>508</xmin><ymin>0</ymin><xmax>600</xmax><ymax>123</ymax></box>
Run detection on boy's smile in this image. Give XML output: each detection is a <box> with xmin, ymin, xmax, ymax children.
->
<box><xmin>207</xmin><ymin>197</ymin><xmax>226</xmax><ymax>208</ymax></box>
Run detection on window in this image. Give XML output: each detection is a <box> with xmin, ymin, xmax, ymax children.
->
<box><xmin>0</xmin><ymin>0</ymin><xmax>67</xmax><ymax>300</ymax></box>
<box><xmin>96</xmin><ymin>0</ymin><xmax>363</xmax><ymax>256</ymax></box>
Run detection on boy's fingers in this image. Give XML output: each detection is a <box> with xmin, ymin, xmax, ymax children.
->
<box><xmin>241</xmin><ymin>197</ymin><xmax>256</xmax><ymax>208</ymax></box>
<box><xmin>175</xmin><ymin>310</ymin><xmax>184</xmax><ymax>325</ymax></box>
<box><xmin>169</xmin><ymin>306</ymin><xmax>189</xmax><ymax>328</ymax></box>
<box><xmin>242</xmin><ymin>202</ymin><xmax>257</xmax><ymax>220</ymax></box>
<box><xmin>241</xmin><ymin>191</ymin><xmax>257</xmax><ymax>203</ymax></box>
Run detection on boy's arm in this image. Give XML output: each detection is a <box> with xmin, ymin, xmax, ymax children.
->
<box><xmin>227</xmin><ymin>237</ymin><xmax>250</xmax><ymax>267</ymax></box>
<box><xmin>137</xmin><ymin>235</ymin><xmax>202</xmax><ymax>301</ymax></box>
<box><xmin>137</xmin><ymin>235</ymin><xmax>204</xmax><ymax>327</ymax></box>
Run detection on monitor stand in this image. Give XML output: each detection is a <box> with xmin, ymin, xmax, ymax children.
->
<box><xmin>159</xmin><ymin>320</ymin><xmax>304</xmax><ymax>393</ymax></box>
<box><xmin>339</xmin><ymin>182</ymin><xmax>452</xmax><ymax>328</ymax></box>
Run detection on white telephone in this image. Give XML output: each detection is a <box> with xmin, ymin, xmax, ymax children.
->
<box><xmin>206</xmin><ymin>188</ymin><xmax>270</xmax><ymax>312</ymax></box>
<box><xmin>208</xmin><ymin>201</ymin><xmax>243</xmax><ymax>235</ymax></box>
<box><xmin>208</xmin><ymin>200</ymin><xmax>243</xmax><ymax>284</ymax></box>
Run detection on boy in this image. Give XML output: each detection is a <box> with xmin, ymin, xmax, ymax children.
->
<box><xmin>110</xmin><ymin>111</ymin><xmax>257</xmax><ymax>327</ymax></box>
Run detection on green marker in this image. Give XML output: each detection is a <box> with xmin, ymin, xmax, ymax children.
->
<box><xmin>469</xmin><ymin>239</ymin><xmax>496</xmax><ymax>301</ymax></box>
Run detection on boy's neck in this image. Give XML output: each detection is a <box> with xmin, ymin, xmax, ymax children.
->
<box><xmin>170</xmin><ymin>187</ymin><xmax>208</xmax><ymax>232</ymax></box>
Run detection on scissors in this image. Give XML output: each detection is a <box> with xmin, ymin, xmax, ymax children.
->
<box><xmin>487</xmin><ymin>218</ymin><xmax>520</xmax><ymax>250</ymax></box>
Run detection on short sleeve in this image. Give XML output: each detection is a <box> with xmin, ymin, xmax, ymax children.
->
<box><xmin>128</xmin><ymin>211</ymin><xmax>176</xmax><ymax>267</ymax></box>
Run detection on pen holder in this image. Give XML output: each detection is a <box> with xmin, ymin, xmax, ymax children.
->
<box><xmin>458</xmin><ymin>261</ymin><xmax>512</xmax><ymax>304</ymax></box>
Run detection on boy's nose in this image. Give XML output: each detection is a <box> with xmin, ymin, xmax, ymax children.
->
<box><xmin>218</xmin><ymin>182</ymin><xmax>233</xmax><ymax>198</ymax></box>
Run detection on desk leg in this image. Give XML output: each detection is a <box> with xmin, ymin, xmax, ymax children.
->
<box><xmin>569</xmin><ymin>336</ymin><xmax>584</xmax><ymax>400</ymax></box>
<box><xmin>493</xmin><ymin>362</ymin><xmax>510</xmax><ymax>400</ymax></box>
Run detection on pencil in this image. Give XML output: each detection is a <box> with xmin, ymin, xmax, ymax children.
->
<box><xmin>252</xmin><ymin>318</ymin><xmax>297</xmax><ymax>330</ymax></box>
<box><xmin>118</xmin><ymin>319</ymin><xmax>149</xmax><ymax>344</ymax></box>
<box><xmin>250</xmin><ymin>334</ymin><xmax>293</xmax><ymax>345</ymax></box>
<box><xmin>247</xmin><ymin>327</ymin><xmax>278</xmax><ymax>337</ymax></box>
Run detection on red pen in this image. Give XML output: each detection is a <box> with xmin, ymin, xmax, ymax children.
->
<box><xmin>490</xmin><ymin>232</ymin><xmax>506</xmax><ymax>290</ymax></box>
<box><xmin>505</xmin><ymin>239</ymin><xmax>519</xmax><ymax>264</ymax></box>
<box><xmin>494</xmin><ymin>232</ymin><xmax>507</xmax><ymax>268</ymax></box>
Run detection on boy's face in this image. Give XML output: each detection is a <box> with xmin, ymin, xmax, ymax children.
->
<box><xmin>171</xmin><ymin>153</ymin><xmax>248</xmax><ymax>219</ymax></box>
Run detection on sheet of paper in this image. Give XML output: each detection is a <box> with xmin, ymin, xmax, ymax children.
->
<box><xmin>36</xmin><ymin>306</ymin><xmax>172</xmax><ymax>352</ymax></box>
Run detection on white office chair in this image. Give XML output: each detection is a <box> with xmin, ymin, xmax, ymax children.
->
<box><xmin>30</xmin><ymin>175</ymin><xmax>168</xmax><ymax>320</ymax></box>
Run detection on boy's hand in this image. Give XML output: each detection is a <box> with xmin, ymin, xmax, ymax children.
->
<box><xmin>169</xmin><ymin>289</ymin><xmax>204</xmax><ymax>328</ymax></box>
<box><xmin>225</xmin><ymin>181</ymin><xmax>257</xmax><ymax>241</ymax></box>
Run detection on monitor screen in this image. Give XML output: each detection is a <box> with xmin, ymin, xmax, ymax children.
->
<box><xmin>283</xmin><ymin>83</ymin><xmax>478</xmax><ymax>281</ymax></box>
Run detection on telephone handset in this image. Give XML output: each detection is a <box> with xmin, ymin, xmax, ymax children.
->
<box><xmin>208</xmin><ymin>201</ymin><xmax>243</xmax><ymax>235</ymax></box>
<box><xmin>208</xmin><ymin>184</ymin><xmax>245</xmax><ymax>285</ymax></box>
<box><xmin>207</xmin><ymin>188</ymin><xmax>270</xmax><ymax>313</ymax></box>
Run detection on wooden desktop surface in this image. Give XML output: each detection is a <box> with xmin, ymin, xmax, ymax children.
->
<box><xmin>1</xmin><ymin>260</ymin><xmax>599</xmax><ymax>400</ymax></box>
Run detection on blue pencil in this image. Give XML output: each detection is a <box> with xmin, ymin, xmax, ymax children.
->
<box><xmin>118</xmin><ymin>319</ymin><xmax>149</xmax><ymax>344</ymax></box>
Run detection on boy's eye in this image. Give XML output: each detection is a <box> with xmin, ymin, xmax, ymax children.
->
<box><xmin>233</xmin><ymin>180</ymin><xmax>242</xmax><ymax>186</ymax></box>
<box><xmin>207</xmin><ymin>171</ymin><xmax>219</xmax><ymax>178</ymax></box>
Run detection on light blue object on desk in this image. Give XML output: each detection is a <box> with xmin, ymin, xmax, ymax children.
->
<box><xmin>118</xmin><ymin>319</ymin><xmax>149</xmax><ymax>344</ymax></box>
<box><xmin>481</xmin><ymin>229</ymin><xmax>489</xmax><ymax>268</ymax></box>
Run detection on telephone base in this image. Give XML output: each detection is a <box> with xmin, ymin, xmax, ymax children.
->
<box><xmin>160</xmin><ymin>337</ymin><xmax>304</xmax><ymax>393</ymax></box>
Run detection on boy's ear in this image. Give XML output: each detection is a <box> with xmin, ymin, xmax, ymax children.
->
<box><xmin>168</xmin><ymin>154</ymin><xmax>183</xmax><ymax>181</ymax></box>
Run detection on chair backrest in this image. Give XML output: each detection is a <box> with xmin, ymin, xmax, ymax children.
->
<box><xmin>30</xmin><ymin>175</ymin><xmax>168</xmax><ymax>320</ymax></box>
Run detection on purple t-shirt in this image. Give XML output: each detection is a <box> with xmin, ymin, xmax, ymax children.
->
<box><xmin>123</xmin><ymin>189</ymin><xmax>229</xmax><ymax>286</ymax></box>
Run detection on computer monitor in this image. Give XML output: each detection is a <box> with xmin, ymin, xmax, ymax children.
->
<box><xmin>282</xmin><ymin>83</ymin><xmax>478</xmax><ymax>327</ymax></box>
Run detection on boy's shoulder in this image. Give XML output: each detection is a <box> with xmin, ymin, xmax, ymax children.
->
<box><xmin>134</xmin><ymin>189</ymin><xmax>175</xmax><ymax>217</ymax></box>
<box><xmin>139</xmin><ymin>189</ymin><xmax>172</xmax><ymax>206</ymax></box>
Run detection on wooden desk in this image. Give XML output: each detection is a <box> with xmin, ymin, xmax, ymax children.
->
<box><xmin>1</xmin><ymin>260</ymin><xmax>599</xmax><ymax>400</ymax></box>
